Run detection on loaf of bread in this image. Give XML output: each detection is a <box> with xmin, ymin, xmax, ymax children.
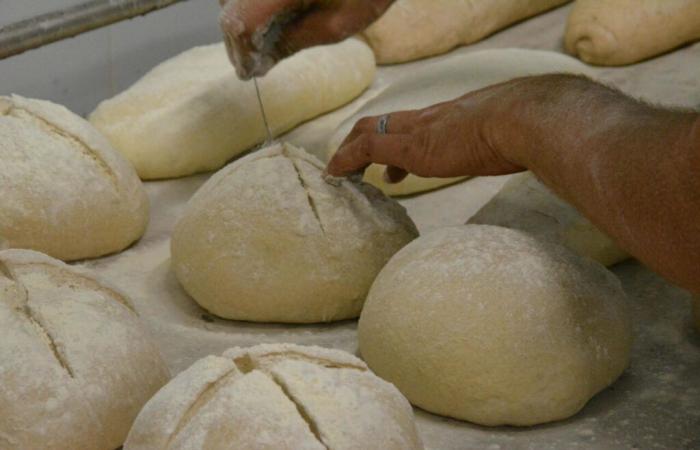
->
<box><xmin>0</xmin><ymin>95</ymin><xmax>149</xmax><ymax>261</ymax></box>
<box><xmin>0</xmin><ymin>249</ymin><xmax>170</xmax><ymax>450</ymax></box>
<box><xmin>125</xmin><ymin>344</ymin><xmax>423</xmax><ymax>450</ymax></box>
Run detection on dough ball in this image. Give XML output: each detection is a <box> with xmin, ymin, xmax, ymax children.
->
<box><xmin>0</xmin><ymin>249</ymin><xmax>170</xmax><ymax>450</ymax></box>
<box><xmin>363</xmin><ymin>0</ymin><xmax>569</xmax><ymax>64</ymax></box>
<box><xmin>90</xmin><ymin>39</ymin><xmax>375</xmax><ymax>179</ymax></box>
<box><xmin>565</xmin><ymin>0</ymin><xmax>700</xmax><ymax>66</ymax></box>
<box><xmin>469</xmin><ymin>172</ymin><xmax>628</xmax><ymax>266</ymax></box>
<box><xmin>359</xmin><ymin>225</ymin><xmax>632</xmax><ymax>426</ymax></box>
<box><xmin>125</xmin><ymin>344</ymin><xmax>423</xmax><ymax>450</ymax></box>
<box><xmin>0</xmin><ymin>95</ymin><xmax>149</xmax><ymax>261</ymax></box>
<box><xmin>171</xmin><ymin>143</ymin><xmax>418</xmax><ymax>323</ymax></box>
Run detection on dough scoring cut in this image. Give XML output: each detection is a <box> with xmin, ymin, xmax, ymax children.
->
<box><xmin>0</xmin><ymin>249</ymin><xmax>170</xmax><ymax>450</ymax></box>
<box><xmin>171</xmin><ymin>143</ymin><xmax>418</xmax><ymax>323</ymax></box>
<box><xmin>364</xmin><ymin>0</ymin><xmax>570</xmax><ymax>64</ymax></box>
<box><xmin>90</xmin><ymin>38</ymin><xmax>375</xmax><ymax>180</ymax></box>
<box><xmin>327</xmin><ymin>49</ymin><xmax>593</xmax><ymax>196</ymax></box>
<box><xmin>0</xmin><ymin>95</ymin><xmax>149</xmax><ymax>261</ymax></box>
<box><xmin>469</xmin><ymin>172</ymin><xmax>628</xmax><ymax>266</ymax></box>
<box><xmin>566</xmin><ymin>0</ymin><xmax>700</xmax><ymax>66</ymax></box>
<box><xmin>125</xmin><ymin>344</ymin><xmax>423</xmax><ymax>450</ymax></box>
<box><xmin>359</xmin><ymin>225</ymin><xmax>632</xmax><ymax>426</ymax></box>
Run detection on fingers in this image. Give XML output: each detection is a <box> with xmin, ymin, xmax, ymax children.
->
<box><xmin>327</xmin><ymin>132</ymin><xmax>424</xmax><ymax>178</ymax></box>
<box><xmin>384</xmin><ymin>166</ymin><xmax>408</xmax><ymax>184</ymax></box>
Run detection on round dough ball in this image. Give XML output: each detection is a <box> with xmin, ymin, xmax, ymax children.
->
<box><xmin>171</xmin><ymin>143</ymin><xmax>418</xmax><ymax>323</ymax></box>
<box><xmin>359</xmin><ymin>225</ymin><xmax>632</xmax><ymax>426</ymax></box>
<box><xmin>125</xmin><ymin>343</ymin><xmax>423</xmax><ymax>450</ymax></box>
<box><xmin>0</xmin><ymin>249</ymin><xmax>170</xmax><ymax>450</ymax></box>
<box><xmin>0</xmin><ymin>94</ymin><xmax>149</xmax><ymax>261</ymax></box>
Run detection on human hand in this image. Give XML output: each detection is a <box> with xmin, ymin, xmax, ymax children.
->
<box><xmin>220</xmin><ymin>0</ymin><xmax>394</xmax><ymax>79</ymax></box>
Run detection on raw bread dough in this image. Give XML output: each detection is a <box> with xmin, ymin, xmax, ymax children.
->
<box><xmin>171</xmin><ymin>143</ymin><xmax>418</xmax><ymax>323</ymax></box>
<box><xmin>364</xmin><ymin>0</ymin><xmax>570</xmax><ymax>64</ymax></box>
<box><xmin>125</xmin><ymin>344</ymin><xmax>423</xmax><ymax>450</ymax></box>
<box><xmin>327</xmin><ymin>49</ymin><xmax>593</xmax><ymax>196</ymax></box>
<box><xmin>566</xmin><ymin>0</ymin><xmax>700</xmax><ymax>66</ymax></box>
<box><xmin>0</xmin><ymin>95</ymin><xmax>149</xmax><ymax>261</ymax></box>
<box><xmin>359</xmin><ymin>225</ymin><xmax>632</xmax><ymax>426</ymax></box>
<box><xmin>0</xmin><ymin>249</ymin><xmax>170</xmax><ymax>450</ymax></box>
<box><xmin>469</xmin><ymin>172</ymin><xmax>628</xmax><ymax>266</ymax></box>
<box><xmin>90</xmin><ymin>39</ymin><xmax>375</xmax><ymax>180</ymax></box>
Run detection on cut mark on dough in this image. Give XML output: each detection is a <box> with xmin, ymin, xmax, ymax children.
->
<box><xmin>288</xmin><ymin>157</ymin><xmax>326</xmax><ymax>234</ymax></box>
<box><xmin>0</xmin><ymin>260</ymin><xmax>13</xmax><ymax>281</ymax></box>
<box><xmin>269</xmin><ymin>373</ymin><xmax>330</xmax><ymax>450</ymax></box>
<box><xmin>18</xmin><ymin>302</ymin><xmax>75</xmax><ymax>378</ymax></box>
<box><xmin>30</xmin><ymin>263</ymin><xmax>137</xmax><ymax>315</ymax></box>
<box><xmin>165</xmin><ymin>367</ymin><xmax>240</xmax><ymax>449</ymax></box>
<box><xmin>234</xmin><ymin>350</ymin><xmax>367</xmax><ymax>372</ymax></box>
<box><xmin>4</xmin><ymin>106</ymin><xmax>119</xmax><ymax>188</ymax></box>
<box><xmin>532</xmin><ymin>209</ymin><xmax>563</xmax><ymax>225</ymax></box>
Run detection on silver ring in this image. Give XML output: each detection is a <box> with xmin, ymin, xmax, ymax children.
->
<box><xmin>377</xmin><ymin>114</ymin><xmax>390</xmax><ymax>135</ymax></box>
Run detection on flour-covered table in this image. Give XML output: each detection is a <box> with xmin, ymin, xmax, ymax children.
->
<box><xmin>79</xmin><ymin>4</ymin><xmax>699</xmax><ymax>449</ymax></box>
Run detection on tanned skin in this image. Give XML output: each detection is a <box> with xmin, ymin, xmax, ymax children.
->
<box><xmin>220</xmin><ymin>1</ymin><xmax>700</xmax><ymax>295</ymax></box>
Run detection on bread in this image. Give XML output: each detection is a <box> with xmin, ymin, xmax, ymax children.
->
<box><xmin>171</xmin><ymin>143</ymin><xmax>418</xmax><ymax>323</ymax></box>
<box><xmin>89</xmin><ymin>39</ymin><xmax>376</xmax><ymax>180</ymax></box>
<box><xmin>125</xmin><ymin>344</ymin><xmax>423</xmax><ymax>450</ymax></box>
<box><xmin>0</xmin><ymin>249</ymin><xmax>170</xmax><ymax>449</ymax></box>
<box><xmin>0</xmin><ymin>95</ymin><xmax>149</xmax><ymax>261</ymax></box>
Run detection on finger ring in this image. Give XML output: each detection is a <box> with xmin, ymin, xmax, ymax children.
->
<box><xmin>377</xmin><ymin>114</ymin><xmax>390</xmax><ymax>135</ymax></box>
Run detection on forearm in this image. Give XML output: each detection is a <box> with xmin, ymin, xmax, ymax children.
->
<box><xmin>494</xmin><ymin>75</ymin><xmax>700</xmax><ymax>293</ymax></box>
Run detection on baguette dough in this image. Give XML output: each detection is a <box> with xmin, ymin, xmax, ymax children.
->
<box><xmin>566</xmin><ymin>0</ymin><xmax>700</xmax><ymax>66</ymax></box>
<box><xmin>359</xmin><ymin>225</ymin><xmax>632</xmax><ymax>426</ymax></box>
<box><xmin>125</xmin><ymin>344</ymin><xmax>423</xmax><ymax>450</ymax></box>
<box><xmin>364</xmin><ymin>0</ymin><xmax>570</xmax><ymax>64</ymax></box>
<box><xmin>0</xmin><ymin>249</ymin><xmax>170</xmax><ymax>450</ymax></box>
<box><xmin>327</xmin><ymin>49</ymin><xmax>592</xmax><ymax>196</ymax></box>
<box><xmin>171</xmin><ymin>143</ymin><xmax>418</xmax><ymax>323</ymax></box>
<box><xmin>469</xmin><ymin>172</ymin><xmax>628</xmax><ymax>266</ymax></box>
<box><xmin>0</xmin><ymin>95</ymin><xmax>149</xmax><ymax>261</ymax></box>
<box><xmin>90</xmin><ymin>39</ymin><xmax>375</xmax><ymax>180</ymax></box>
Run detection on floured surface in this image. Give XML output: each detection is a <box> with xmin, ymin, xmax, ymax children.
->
<box><xmin>76</xmin><ymin>5</ymin><xmax>700</xmax><ymax>449</ymax></box>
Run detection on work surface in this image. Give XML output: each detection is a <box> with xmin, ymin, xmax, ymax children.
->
<box><xmin>76</xmin><ymin>5</ymin><xmax>699</xmax><ymax>450</ymax></box>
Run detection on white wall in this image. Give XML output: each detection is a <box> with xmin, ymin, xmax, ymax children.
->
<box><xmin>0</xmin><ymin>0</ymin><xmax>223</xmax><ymax>115</ymax></box>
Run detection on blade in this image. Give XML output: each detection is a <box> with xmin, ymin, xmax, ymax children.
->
<box><xmin>253</xmin><ymin>77</ymin><xmax>274</xmax><ymax>144</ymax></box>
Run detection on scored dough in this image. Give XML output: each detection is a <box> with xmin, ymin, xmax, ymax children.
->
<box><xmin>359</xmin><ymin>225</ymin><xmax>632</xmax><ymax>426</ymax></box>
<box><xmin>364</xmin><ymin>0</ymin><xmax>570</xmax><ymax>64</ymax></box>
<box><xmin>469</xmin><ymin>172</ymin><xmax>629</xmax><ymax>266</ymax></box>
<box><xmin>0</xmin><ymin>249</ymin><xmax>170</xmax><ymax>450</ymax></box>
<box><xmin>125</xmin><ymin>344</ymin><xmax>423</xmax><ymax>450</ymax></box>
<box><xmin>566</xmin><ymin>0</ymin><xmax>700</xmax><ymax>66</ymax></box>
<box><xmin>327</xmin><ymin>49</ymin><xmax>593</xmax><ymax>196</ymax></box>
<box><xmin>0</xmin><ymin>95</ymin><xmax>149</xmax><ymax>262</ymax></box>
<box><xmin>171</xmin><ymin>143</ymin><xmax>418</xmax><ymax>323</ymax></box>
<box><xmin>90</xmin><ymin>38</ymin><xmax>375</xmax><ymax>180</ymax></box>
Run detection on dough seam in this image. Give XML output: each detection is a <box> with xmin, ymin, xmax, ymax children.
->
<box><xmin>164</xmin><ymin>366</ymin><xmax>241</xmax><ymax>450</ymax></box>
<box><xmin>3</xmin><ymin>105</ymin><xmax>119</xmax><ymax>188</ymax></box>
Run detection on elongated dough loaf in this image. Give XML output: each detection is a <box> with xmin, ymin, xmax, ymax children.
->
<box><xmin>566</xmin><ymin>0</ymin><xmax>700</xmax><ymax>66</ymax></box>
<box><xmin>364</xmin><ymin>0</ymin><xmax>570</xmax><ymax>64</ymax></box>
<box><xmin>125</xmin><ymin>344</ymin><xmax>423</xmax><ymax>450</ymax></box>
<box><xmin>90</xmin><ymin>39</ymin><xmax>375</xmax><ymax>180</ymax></box>
<box><xmin>469</xmin><ymin>172</ymin><xmax>628</xmax><ymax>266</ymax></box>
<box><xmin>0</xmin><ymin>95</ymin><xmax>149</xmax><ymax>261</ymax></box>
<box><xmin>327</xmin><ymin>49</ymin><xmax>592</xmax><ymax>196</ymax></box>
<box><xmin>0</xmin><ymin>249</ymin><xmax>170</xmax><ymax>450</ymax></box>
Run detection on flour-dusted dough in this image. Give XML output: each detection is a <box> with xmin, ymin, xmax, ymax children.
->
<box><xmin>171</xmin><ymin>143</ymin><xmax>418</xmax><ymax>323</ymax></box>
<box><xmin>359</xmin><ymin>225</ymin><xmax>632</xmax><ymax>426</ymax></box>
<box><xmin>327</xmin><ymin>49</ymin><xmax>593</xmax><ymax>196</ymax></box>
<box><xmin>469</xmin><ymin>172</ymin><xmax>628</xmax><ymax>266</ymax></box>
<box><xmin>125</xmin><ymin>344</ymin><xmax>423</xmax><ymax>450</ymax></box>
<box><xmin>0</xmin><ymin>95</ymin><xmax>148</xmax><ymax>262</ymax></box>
<box><xmin>566</xmin><ymin>0</ymin><xmax>700</xmax><ymax>66</ymax></box>
<box><xmin>364</xmin><ymin>0</ymin><xmax>570</xmax><ymax>64</ymax></box>
<box><xmin>89</xmin><ymin>39</ymin><xmax>375</xmax><ymax>180</ymax></box>
<box><xmin>0</xmin><ymin>249</ymin><xmax>170</xmax><ymax>450</ymax></box>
